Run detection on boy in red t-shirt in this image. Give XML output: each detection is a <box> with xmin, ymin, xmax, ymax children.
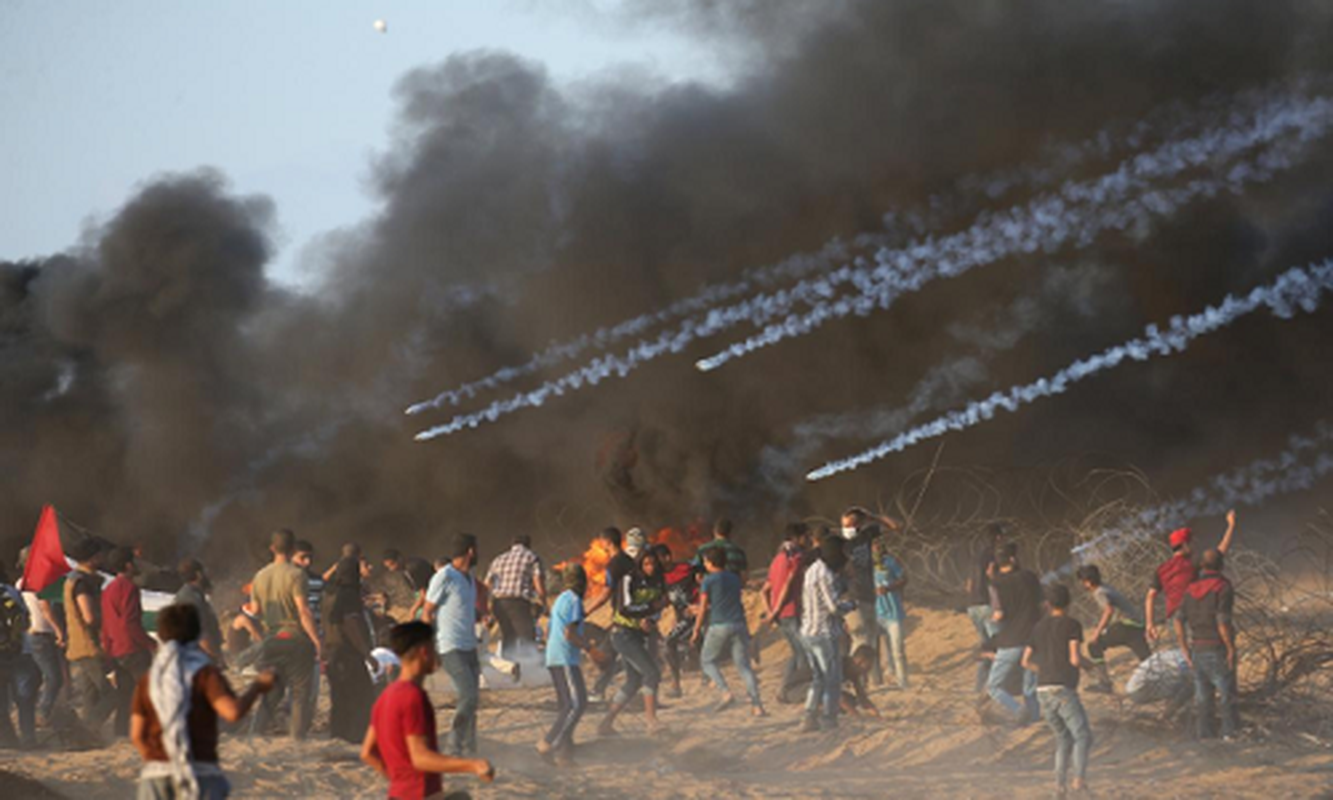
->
<box><xmin>361</xmin><ymin>622</ymin><xmax>494</xmax><ymax>800</ymax></box>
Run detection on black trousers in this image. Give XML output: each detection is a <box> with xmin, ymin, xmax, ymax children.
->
<box><xmin>491</xmin><ymin>597</ymin><xmax>536</xmax><ymax>659</ymax></box>
<box><xmin>327</xmin><ymin>645</ymin><xmax>373</xmax><ymax>743</ymax></box>
<box><xmin>1088</xmin><ymin>622</ymin><xmax>1151</xmax><ymax>663</ymax></box>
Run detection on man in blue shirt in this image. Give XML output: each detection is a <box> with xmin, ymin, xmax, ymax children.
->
<box><xmin>692</xmin><ymin>548</ymin><xmax>765</xmax><ymax>716</ymax></box>
<box><xmin>873</xmin><ymin>537</ymin><xmax>910</xmax><ymax>689</ymax></box>
<box><xmin>423</xmin><ymin>534</ymin><xmax>481</xmax><ymax>756</ymax></box>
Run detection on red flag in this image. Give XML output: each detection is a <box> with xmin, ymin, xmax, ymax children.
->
<box><xmin>21</xmin><ymin>505</ymin><xmax>70</xmax><ymax>593</ymax></box>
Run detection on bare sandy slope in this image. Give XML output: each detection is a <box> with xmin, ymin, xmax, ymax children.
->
<box><xmin>3</xmin><ymin>602</ymin><xmax>1331</xmax><ymax>799</ymax></box>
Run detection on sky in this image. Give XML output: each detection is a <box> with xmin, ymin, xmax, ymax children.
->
<box><xmin>0</xmin><ymin>0</ymin><xmax>727</xmax><ymax>285</ymax></box>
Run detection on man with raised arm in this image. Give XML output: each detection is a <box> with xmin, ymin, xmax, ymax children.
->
<box><xmin>1145</xmin><ymin>511</ymin><xmax>1237</xmax><ymax>642</ymax></box>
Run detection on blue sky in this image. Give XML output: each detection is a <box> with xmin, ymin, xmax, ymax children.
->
<box><xmin>1</xmin><ymin>1</ymin><xmax>727</xmax><ymax>284</ymax></box>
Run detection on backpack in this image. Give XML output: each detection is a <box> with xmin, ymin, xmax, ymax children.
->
<box><xmin>0</xmin><ymin>590</ymin><xmax>28</xmax><ymax>656</ymax></box>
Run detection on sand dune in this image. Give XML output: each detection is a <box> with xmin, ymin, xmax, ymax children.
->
<box><xmin>3</xmin><ymin>603</ymin><xmax>1330</xmax><ymax>799</ymax></box>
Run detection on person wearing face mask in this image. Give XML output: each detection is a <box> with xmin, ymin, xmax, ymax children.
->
<box><xmin>422</xmin><ymin>534</ymin><xmax>483</xmax><ymax>757</ymax></box>
<box><xmin>838</xmin><ymin>507</ymin><xmax>901</xmax><ymax>686</ymax></box>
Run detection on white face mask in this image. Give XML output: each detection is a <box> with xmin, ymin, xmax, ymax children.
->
<box><xmin>841</xmin><ymin>526</ymin><xmax>858</xmax><ymax>540</ymax></box>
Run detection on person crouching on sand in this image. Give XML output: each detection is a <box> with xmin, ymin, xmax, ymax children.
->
<box><xmin>362</xmin><ymin>621</ymin><xmax>495</xmax><ymax>800</ymax></box>
<box><xmin>538</xmin><ymin>564</ymin><xmax>593</xmax><ymax>766</ymax></box>
<box><xmin>130</xmin><ymin>603</ymin><xmax>277</xmax><ymax>800</ymax></box>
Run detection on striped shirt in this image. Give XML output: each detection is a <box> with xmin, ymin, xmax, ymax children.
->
<box><xmin>800</xmin><ymin>559</ymin><xmax>841</xmax><ymax>639</ymax></box>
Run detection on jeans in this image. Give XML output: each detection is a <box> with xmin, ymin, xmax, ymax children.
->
<box><xmin>777</xmin><ymin>617</ymin><xmax>806</xmax><ymax>700</ymax></box>
<box><xmin>1192</xmin><ymin>648</ymin><xmax>1236</xmax><ymax>739</ymax></box>
<box><xmin>545</xmin><ymin>665</ymin><xmax>587</xmax><ymax>754</ymax></box>
<box><xmin>137</xmin><ymin>773</ymin><xmax>231</xmax><ymax>800</ymax></box>
<box><xmin>68</xmin><ymin>656</ymin><xmax>118</xmax><ymax>732</ymax></box>
<box><xmin>492</xmin><ymin>597</ymin><xmax>537</xmax><ymax>660</ymax></box>
<box><xmin>440</xmin><ymin>649</ymin><xmax>481</xmax><ymax>755</ymax></box>
<box><xmin>254</xmin><ymin>636</ymin><xmax>316</xmax><ymax>739</ymax></box>
<box><xmin>1038</xmin><ymin>687</ymin><xmax>1092</xmax><ymax>787</ymax></box>
<box><xmin>876</xmin><ymin>618</ymin><xmax>909</xmax><ymax>688</ymax></box>
<box><xmin>700</xmin><ymin>623</ymin><xmax>762</xmax><ymax>706</ymax></box>
<box><xmin>112</xmin><ymin>650</ymin><xmax>153</xmax><ymax>737</ymax></box>
<box><xmin>988</xmin><ymin>646</ymin><xmax>1038</xmax><ymax>722</ymax></box>
<box><xmin>610</xmin><ymin>627</ymin><xmax>659</xmax><ymax>704</ymax></box>
<box><xmin>27</xmin><ymin>633</ymin><xmax>64</xmax><ymax>720</ymax></box>
<box><xmin>802</xmin><ymin>634</ymin><xmax>841</xmax><ymax>721</ymax></box>
<box><xmin>967</xmin><ymin>605</ymin><xmax>997</xmax><ymax>692</ymax></box>
<box><xmin>0</xmin><ymin>654</ymin><xmax>40</xmax><ymax>746</ymax></box>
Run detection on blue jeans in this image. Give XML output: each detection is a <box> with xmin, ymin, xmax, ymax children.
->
<box><xmin>967</xmin><ymin>605</ymin><xmax>996</xmax><ymax>692</ymax></box>
<box><xmin>610</xmin><ymin>627</ymin><xmax>659</xmax><ymax>704</ymax></box>
<box><xmin>440</xmin><ymin>649</ymin><xmax>480</xmax><ymax>755</ymax></box>
<box><xmin>1192</xmin><ymin>648</ymin><xmax>1236</xmax><ymax>739</ymax></box>
<box><xmin>988</xmin><ymin>646</ymin><xmax>1038</xmax><ymax>722</ymax></box>
<box><xmin>802</xmin><ymin>634</ymin><xmax>841</xmax><ymax>721</ymax></box>
<box><xmin>1038</xmin><ymin>687</ymin><xmax>1092</xmax><ymax>787</ymax></box>
<box><xmin>137</xmin><ymin>773</ymin><xmax>230</xmax><ymax>799</ymax></box>
<box><xmin>777</xmin><ymin>617</ymin><xmax>805</xmax><ymax>698</ymax></box>
<box><xmin>0</xmin><ymin>654</ymin><xmax>40</xmax><ymax>746</ymax></box>
<box><xmin>27</xmin><ymin>633</ymin><xmax>63</xmax><ymax>720</ymax></box>
<box><xmin>700</xmin><ymin>623</ymin><xmax>761</xmax><ymax>706</ymax></box>
<box><xmin>876</xmin><ymin>618</ymin><xmax>908</xmax><ymax>688</ymax></box>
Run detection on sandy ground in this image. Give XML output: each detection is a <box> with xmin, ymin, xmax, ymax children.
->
<box><xmin>3</xmin><ymin>602</ymin><xmax>1332</xmax><ymax>799</ymax></box>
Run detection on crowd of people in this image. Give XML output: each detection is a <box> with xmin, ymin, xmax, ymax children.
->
<box><xmin>0</xmin><ymin>505</ymin><xmax>1245</xmax><ymax>798</ymax></box>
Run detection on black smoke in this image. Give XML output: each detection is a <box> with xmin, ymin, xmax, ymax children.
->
<box><xmin>5</xmin><ymin>0</ymin><xmax>1333</xmax><ymax>567</ymax></box>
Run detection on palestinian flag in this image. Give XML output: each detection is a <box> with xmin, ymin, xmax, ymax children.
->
<box><xmin>20</xmin><ymin>504</ymin><xmax>92</xmax><ymax>595</ymax></box>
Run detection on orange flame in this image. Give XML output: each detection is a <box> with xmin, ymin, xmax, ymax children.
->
<box><xmin>555</xmin><ymin>521</ymin><xmax>710</xmax><ymax>591</ymax></box>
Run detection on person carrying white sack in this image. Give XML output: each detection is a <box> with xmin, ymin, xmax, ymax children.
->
<box><xmin>130</xmin><ymin>603</ymin><xmax>276</xmax><ymax>800</ymax></box>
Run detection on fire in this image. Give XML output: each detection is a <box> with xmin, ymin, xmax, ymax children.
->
<box><xmin>554</xmin><ymin>521</ymin><xmax>710</xmax><ymax>592</ymax></box>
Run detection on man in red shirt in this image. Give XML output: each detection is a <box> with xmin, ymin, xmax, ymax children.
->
<box><xmin>102</xmin><ymin>546</ymin><xmax>157</xmax><ymax>737</ymax></box>
<box><xmin>362</xmin><ymin>622</ymin><xmax>494</xmax><ymax>800</ymax></box>
<box><xmin>1145</xmin><ymin>510</ymin><xmax>1237</xmax><ymax>642</ymax></box>
<box><xmin>760</xmin><ymin>523</ymin><xmax>812</xmax><ymax>702</ymax></box>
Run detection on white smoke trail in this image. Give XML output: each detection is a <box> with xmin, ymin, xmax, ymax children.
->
<box><xmin>807</xmin><ymin>260</ymin><xmax>1333</xmax><ymax>482</ymax></box>
<box><xmin>1046</xmin><ymin>422</ymin><xmax>1333</xmax><ymax>578</ymax></box>
<box><xmin>413</xmin><ymin>92</ymin><xmax>1333</xmax><ymax>441</ymax></box>
<box><xmin>403</xmin><ymin>89</ymin><xmax>1277</xmax><ymax>415</ymax></box>
<box><xmin>694</xmin><ymin>92</ymin><xmax>1333</xmax><ymax>371</ymax></box>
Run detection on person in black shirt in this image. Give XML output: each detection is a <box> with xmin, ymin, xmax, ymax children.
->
<box><xmin>1173</xmin><ymin>549</ymin><xmax>1237</xmax><ymax>740</ymax></box>
<box><xmin>966</xmin><ymin>524</ymin><xmax>1006</xmax><ymax>692</ymax></box>
<box><xmin>585</xmin><ymin>527</ymin><xmax>634</xmax><ymax>699</ymax></box>
<box><xmin>987</xmin><ymin>542</ymin><xmax>1042</xmax><ymax>724</ymax></box>
<box><xmin>1024</xmin><ymin>584</ymin><xmax>1091</xmax><ymax>796</ymax></box>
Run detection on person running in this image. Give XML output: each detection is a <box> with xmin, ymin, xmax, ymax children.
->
<box><xmin>988</xmin><ymin>542</ymin><xmax>1042</xmax><ymax>724</ymax></box>
<box><xmin>423</xmin><ymin>534</ymin><xmax>482</xmax><ymax>756</ymax></box>
<box><xmin>251</xmin><ymin>529</ymin><xmax>321</xmax><ymax>740</ymax></box>
<box><xmin>102</xmin><ymin>546</ymin><xmax>158</xmax><ymax>737</ymax></box>
<box><xmin>693</xmin><ymin>547</ymin><xmax>766</xmax><ymax>717</ymax></box>
<box><xmin>0</xmin><ymin>566</ymin><xmax>39</xmax><ymax>749</ymax></box>
<box><xmin>654</xmin><ymin>544</ymin><xmax>697</xmax><ymax>699</ymax></box>
<box><xmin>760</xmin><ymin>523</ymin><xmax>810</xmax><ymax>704</ymax></box>
<box><xmin>538</xmin><ymin>564</ymin><xmax>592</xmax><ymax>766</ymax></box>
<box><xmin>362</xmin><ymin>621</ymin><xmax>495</xmax><ymax>800</ymax></box>
<box><xmin>175</xmin><ymin>559</ymin><xmax>224</xmax><ymax>666</ymax></box>
<box><xmin>1075</xmin><ymin>564</ymin><xmax>1149</xmax><ymax>692</ymax></box>
<box><xmin>1173</xmin><ymin>549</ymin><xmax>1238</xmax><ymax>741</ymax></box>
<box><xmin>872</xmin><ymin>536</ymin><xmax>910</xmax><ymax>690</ymax></box>
<box><xmin>598</xmin><ymin>550</ymin><xmax>665</xmax><ymax>736</ymax></box>
<box><xmin>64</xmin><ymin>539</ymin><xmax>118</xmax><ymax>740</ymax></box>
<box><xmin>584</xmin><ymin>527</ymin><xmax>633</xmax><ymax>699</ymax></box>
<box><xmin>1023</xmin><ymin>584</ymin><xmax>1092</xmax><ymax>797</ymax></box>
<box><xmin>800</xmin><ymin>534</ymin><xmax>847</xmax><ymax>733</ymax></box>
<box><xmin>1145</xmin><ymin>510</ymin><xmax>1237</xmax><ymax>642</ymax></box>
<box><xmin>129</xmin><ymin>603</ymin><xmax>276</xmax><ymax>799</ymax></box>
<box><xmin>484</xmin><ymin>535</ymin><xmax>546</xmax><ymax>661</ymax></box>
<box><xmin>692</xmin><ymin>519</ymin><xmax>749</xmax><ymax>580</ymax></box>
<box><xmin>839</xmin><ymin>507</ymin><xmax>901</xmax><ymax>686</ymax></box>
<box><xmin>966</xmin><ymin>524</ymin><xmax>1006</xmax><ymax>693</ymax></box>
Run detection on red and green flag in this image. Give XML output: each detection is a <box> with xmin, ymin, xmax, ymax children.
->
<box><xmin>20</xmin><ymin>505</ymin><xmax>91</xmax><ymax>595</ymax></box>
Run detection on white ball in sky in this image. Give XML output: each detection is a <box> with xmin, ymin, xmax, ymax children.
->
<box><xmin>373</xmin><ymin>19</ymin><xmax>387</xmax><ymax>33</ymax></box>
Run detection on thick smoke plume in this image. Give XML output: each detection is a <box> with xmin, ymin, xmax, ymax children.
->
<box><xmin>5</xmin><ymin>1</ymin><xmax>1333</xmax><ymax>566</ymax></box>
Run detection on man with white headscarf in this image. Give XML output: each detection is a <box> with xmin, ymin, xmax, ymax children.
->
<box><xmin>130</xmin><ymin>604</ymin><xmax>276</xmax><ymax>799</ymax></box>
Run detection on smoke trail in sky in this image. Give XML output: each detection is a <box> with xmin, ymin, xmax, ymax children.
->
<box><xmin>404</xmin><ymin>88</ymin><xmax>1293</xmax><ymax>415</ymax></box>
<box><xmin>807</xmin><ymin>260</ymin><xmax>1333</xmax><ymax>482</ymax></box>
<box><xmin>694</xmin><ymin>92</ymin><xmax>1333</xmax><ymax>371</ymax></box>
<box><xmin>1045</xmin><ymin>422</ymin><xmax>1333</xmax><ymax>579</ymax></box>
<box><xmin>412</xmin><ymin>94</ymin><xmax>1332</xmax><ymax>441</ymax></box>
